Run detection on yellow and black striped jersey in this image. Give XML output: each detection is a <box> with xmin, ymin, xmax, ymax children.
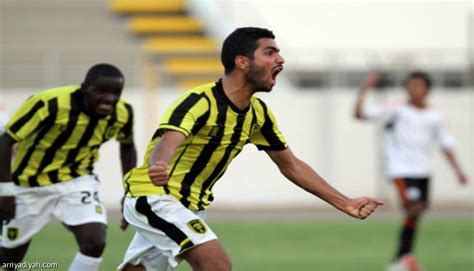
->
<box><xmin>5</xmin><ymin>85</ymin><xmax>134</xmax><ymax>187</ymax></box>
<box><xmin>125</xmin><ymin>79</ymin><xmax>287</xmax><ymax>211</ymax></box>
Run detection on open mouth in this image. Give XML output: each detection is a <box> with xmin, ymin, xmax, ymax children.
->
<box><xmin>97</xmin><ymin>103</ymin><xmax>114</xmax><ymax>114</ymax></box>
<box><xmin>271</xmin><ymin>66</ymin><xmax>284</xmax><ymax>81</ymax></box>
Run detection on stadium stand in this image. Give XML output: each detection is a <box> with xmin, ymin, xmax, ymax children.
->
<box><xmin>0</xmin><ymin>0</ymin><xmax>143</xmax><ymax>89</ymax></box>
<box><xmin>110</xmin><ymin>0</ymin><xmax>223</xmax><ymax>88</ymax></box>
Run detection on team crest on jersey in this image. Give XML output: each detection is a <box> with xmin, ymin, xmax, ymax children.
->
<box><xmin>7</xmin><ymin>227</ymin><xmax>19</xmax><ymax>241</ymax></box>
<box><xmin>95</xmin><ymin>205</ymin><xmax>102</xmax><ymax>214</ymax></box>
<box><xmin>250</xmin><ymin>123</ymin><xmax>260</xmax><ymax>135</ymax></box>
<box><xmin>186</xmin><ymin>219</ymin><xmax>207</xmax><ymax>234</ymax></box>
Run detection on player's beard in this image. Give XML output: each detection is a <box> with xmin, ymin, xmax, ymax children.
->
<box><xmin>245</xmin><ymin>62</ymin><xmax>272</xmax><ymax>93</ymax></box>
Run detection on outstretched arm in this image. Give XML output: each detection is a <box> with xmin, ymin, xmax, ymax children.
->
<box><xmin>266</xmin><ymin>148</ymin><xmax>383</xmax><ymax>219</ymax></box>
<box><xmin>354</xmin><ymin>72</ymin><xmax>381</xmax><ymax>119</ymax></box>
<box><xmin>442</xmin><ymin>148</ymin><xmax>468</xmax><ymax>185</ymax></box>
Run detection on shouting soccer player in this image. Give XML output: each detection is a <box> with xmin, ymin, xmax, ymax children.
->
<box><xmin>0</xmin><ymin>64</ymin><xmax>137</xmax><ymax>271</ymax></box>
<box><xmin>118</xmin><ymin>27</ymin><xmax>383</xmax><ymax>271</ymax></box>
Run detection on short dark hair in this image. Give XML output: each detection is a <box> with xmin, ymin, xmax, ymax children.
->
<box><xmin>404</xmin><ymin>71</ymin><xmax>432</xmax><ymax>89</ymax></box>
<box><xmin>84</xmin><ymin>63</ymin><xmax>124</xmax><ymax>85</ymax></box>
<box><xmin>221</xmin><ymin>27</ymin><xmax>275</xmax><ymax>75</ymax></box>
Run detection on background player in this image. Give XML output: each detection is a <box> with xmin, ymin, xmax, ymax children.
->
<box><xmin>0</xmin><ymin>63</ymin><xmax>137</xmax><ymax>271</ymax></box>
<box><xmin>118</xmin><ymin>27</ymin><xmax>383</xmax><ymax>271</ymax></box>
<box><xmin>353</xmin><ymin>71</ymin><xmax>468</xmax><ymax>271</ymax></box>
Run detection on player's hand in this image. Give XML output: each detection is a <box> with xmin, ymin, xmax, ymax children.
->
<box><xmin>360</xmin><ymin>72</ymin><xmax>381</xmax><ymax>92</ymax></box>
<box><xmin>344</xmin><ymin>197</ymin><xmax>384</xmax><ymax>220</ymax></box>
<box><xmin>119</xmin><ymin>196</ymin><xmax>128</xmax><ymax>231</ymax></box>
<box><xmin>148</xmin><ymin>161</ymin><xmax>170</xmax><ymax>186</ymax></box>
<box><xmin>457</xmin><ymin>171</ymin><xmax>468</xmax><ymax>186</ymax></box>
<box><xmin>0</xmin><ymin>196</ymin><xmax>16</xmax><ymax>223</ymax></box>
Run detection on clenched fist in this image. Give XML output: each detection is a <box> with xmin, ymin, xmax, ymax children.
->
<box><xmin>148</xmin><ymin>161</ymin><xmax>170</xmax><ymax>186</ymax></box>
<box><xmin>344</xmin><ymin>197</ymin><xmax>384</xmax><ymax>220</ymax></box>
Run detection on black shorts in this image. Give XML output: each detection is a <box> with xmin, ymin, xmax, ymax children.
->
<box><xmin>394</xmin><ymin>177</ymin><xmax>430</xmax><ymax>207</ymax></box>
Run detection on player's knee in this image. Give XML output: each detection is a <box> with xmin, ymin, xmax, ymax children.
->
<box><xmin>78</xmin><ymin>235</ymin><xmax>106</xmax><ymax>257</ymax></box>
<box><xmin>406</xmin><ymin>202</ymin><xmax>424</xmax><ymax>217</ymax></box>
<box><xmin>73</xmin><ymin>223</ymin><xmax>107</xmax><ymax>257</ymax></box>
<box><xmin>122</xmin><ymin>263</ymin><xmax>146</xmax><ymax>271</ymax></box>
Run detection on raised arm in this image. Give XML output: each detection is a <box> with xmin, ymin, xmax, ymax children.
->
<box><xmin>354</xmin><ymin>72</ymin><xmax>381</xmax><ymax>119</ymax></box>
<box><xmin>266</xmin><ymin>148</ymin><xmax>383</xmax><ymax>219</ymax></box>
<box><xmin>148</xmin><ymin>130</ymin><xmax>186</xmax><ymax>186</ymax></box>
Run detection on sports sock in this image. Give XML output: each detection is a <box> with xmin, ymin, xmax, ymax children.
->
<box><xmin>396</xmin><ymin>216</ymin><xmax>418</xmax><ymax>259</ymax></box>
<box><xmin>69</xmin><ymin>252</ymin><xmax>102</xmax><ymax>271</ymax></box>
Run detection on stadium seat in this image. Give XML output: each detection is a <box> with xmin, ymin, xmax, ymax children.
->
<box><xmin>163</xmin><ymin>58</ymin><xmax>223</xmax><ymax>76</ymax></box>
<box><xmin>128</xmin><ymin>16</ymin><xmax>203</xmax><ymax>34</ymax></box>
<box><xmin>110</xmin><ymin>0</ymin><xmax>186</xmax><ymax>14</ymax></box>
<box><xmin>145</xmin><ymin>37</ymin><xmax>219</xmax><ymax>55</ymax></box>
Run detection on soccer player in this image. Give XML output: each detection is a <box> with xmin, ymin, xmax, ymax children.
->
<box><xmin>0</xmin><ymin>64</ymin><xmax>137</xmax><ymax>271</ymax></box>
<box><xmin>353</xmin><ymin>72</ymin><xmax>468</xmax><ymax>271</ymax></box>
<box><xmin>118</xmin><ymin>27</ymin><xmax>383</xmax><ymax>271</ymax></box>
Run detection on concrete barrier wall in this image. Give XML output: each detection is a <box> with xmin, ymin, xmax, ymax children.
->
<box><xmin>1</xmin><ymin>87</ymin><xmax>472</xmax><ymax>210</ymax></box>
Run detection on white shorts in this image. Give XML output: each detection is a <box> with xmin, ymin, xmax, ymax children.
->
<box><xmin>1</xmin><ymin>175</ymin><xmax>107</xmax><ymax>248</ymax></box>
<box><xmin>118</xmin><ymin>195</ymin><xmax>217</xmax><ymax>271</ymax></box>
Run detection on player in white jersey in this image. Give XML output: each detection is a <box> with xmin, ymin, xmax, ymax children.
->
<box><xmin>353</xmin><ymin>71</ymin><xmax>468</xmax><ymax>271</ymax></box>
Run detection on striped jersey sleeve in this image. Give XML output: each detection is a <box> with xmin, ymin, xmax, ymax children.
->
<box><xmin>5</xmin><ymin>94</ymin><xmax>52</xmax><ymax>141</ymax></box>
<box><xmin>158</xmin><ymin>91</ymin><xmax>210</xmax><ymax>137</ymax></box>
<box><xmin>250</xmin><ymin>98</ymin><xmax>288</xmax><ymax>151</ymax></box>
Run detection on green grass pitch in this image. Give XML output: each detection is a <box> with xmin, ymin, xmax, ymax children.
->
<box><xmin>17</xmin><ymin>218</ymin><xmax>473</xmax><ymax>271</ymax></box>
